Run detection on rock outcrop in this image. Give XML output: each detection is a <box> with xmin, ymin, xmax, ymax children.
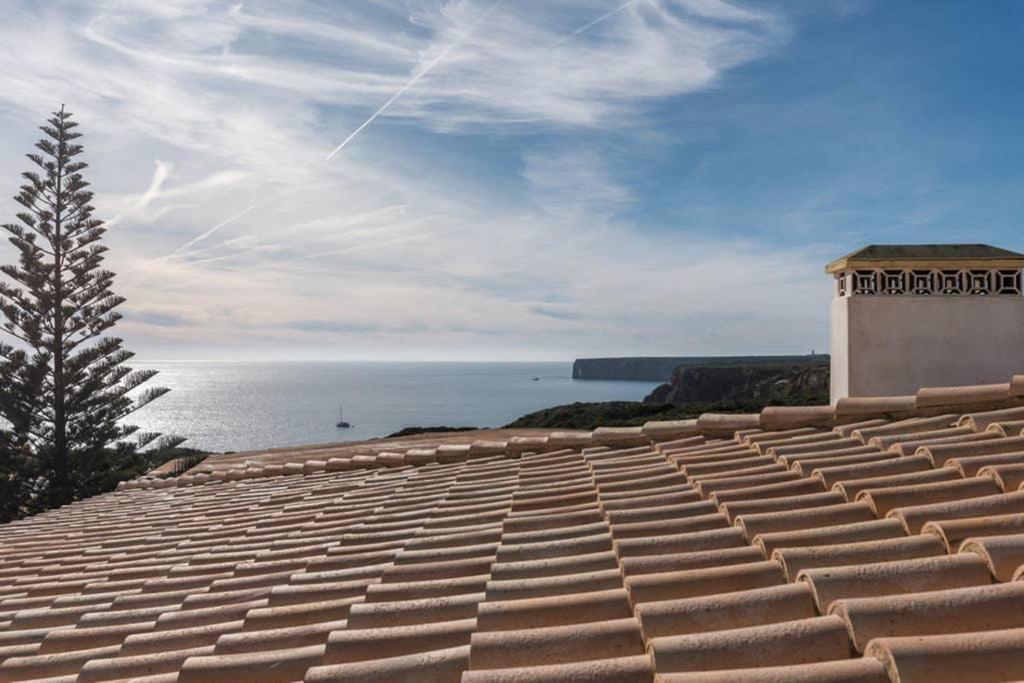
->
<box><xmin>573</xmin><ymin>355</ymin><xmax>827</xmax><ymax>381</ymax></box>
<box><xmin>644</xmin><ymin>364</ymin><xmax>830</xmax><ymax>405</ymax></box>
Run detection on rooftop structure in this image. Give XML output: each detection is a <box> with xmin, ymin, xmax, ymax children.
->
<box><xmin>3</xmin><ymin>373</ymin><xmax>1024</xmax><ymax>681</ymax></box>
<box><xmin>829</xmin><ymin>243</ymin><xmax>1024</xmax><ymax>402</ymax></box>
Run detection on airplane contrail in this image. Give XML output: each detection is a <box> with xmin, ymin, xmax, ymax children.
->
<box><xmin>557</xmin><ymin>0</ymin><xmax>638</xmax><ymax>45</ymax></box>
<box><xmin>167</xmin><ymin>198</ymin><xmax>268</xmax><ymax>257</ymax></box>
<box><xmin>325</xmin><ymin>0</ymin><xmax>505</xmax><ymax>161</ymax></box>
<box><xmin>156</xmin><ymin>0</ymin><xmax>504</xmax><ymax>261</ymax></box>
<box><xmin>151</xmin><ymin>0</ymin><xmax>629</xmax><ymax>269</ymax></box>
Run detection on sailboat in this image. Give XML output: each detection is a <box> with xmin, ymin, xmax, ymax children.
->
<box><xmin>336</xmin><ymin>405</ymin><xmax>352</xmax><ymax>429</ymax></box>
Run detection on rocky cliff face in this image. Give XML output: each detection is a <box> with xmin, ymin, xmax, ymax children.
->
<box><xmin>572</xmin><ymin>357</ymin><xmax>693</xmax><ymax>381</ymax></box>
<box><xmin>644</xmin><ymin>364</ymin><xmax>830</xmax><ymax>405</ymax></box>
<box><xmin>573</xmin><ymin>355</ymin><xmax>828</xmax><ymax>381</ymax></box>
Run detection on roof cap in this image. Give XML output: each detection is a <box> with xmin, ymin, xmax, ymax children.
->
<box><xmin>826</xmin><ymin>244</ymin><xmax>1024</xmax><ymax>273</ymax></box>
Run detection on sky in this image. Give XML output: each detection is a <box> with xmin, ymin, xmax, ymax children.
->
<box><xmin>0</xmin><ymin>0</ymin><xmax>1022</xmax><ymax>361</ymax></box>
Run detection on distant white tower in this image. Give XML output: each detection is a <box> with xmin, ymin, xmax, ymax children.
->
<box><xmin>828</xmin><ymin>244</ymin><xmax>1024</xmax><ymax>402</ymax></box>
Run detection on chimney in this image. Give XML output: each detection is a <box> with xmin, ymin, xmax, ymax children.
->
<box><xmin>828</xmin><ymin>244</ymin><xmax>1024</xmax><ymax>402</ymax></box>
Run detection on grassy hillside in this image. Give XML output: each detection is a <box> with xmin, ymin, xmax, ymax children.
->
<box><xmin>504</xmin><ymin>393</ymin><xmax>828</xmax><ymax>431</ymax></box>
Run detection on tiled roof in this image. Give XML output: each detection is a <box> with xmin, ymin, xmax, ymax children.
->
<box><xmin>841</xmin><ymin>244</ymin><xmax>1024</xmax><ymax>261</ymax></box>
<box><xmin>2</xmin><ymin>373</ymin><xmax>1024</xmax><ymax>682</ymax></box>
<box><xmin>825</xmin><ymin>243</ymin><xmax>1024</xmax><ymax>273</ymax></box>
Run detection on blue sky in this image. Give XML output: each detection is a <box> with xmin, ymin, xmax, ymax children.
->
<box><xmin>0</xmin><ymin>0</ymin><xmax>1021</xmax><ymax>361</ymax></box>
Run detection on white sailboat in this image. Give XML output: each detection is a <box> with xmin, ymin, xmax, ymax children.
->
<box><xmin>336</xmin><ymin>405</ymin><xmax>352</xmax><ymax>428</ymax></box>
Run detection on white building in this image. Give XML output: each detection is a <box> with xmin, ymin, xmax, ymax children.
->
<box><xmin>829</xmin><ymin>244</ymin><xmax>1024</xmax><ymax>402</ymax></box>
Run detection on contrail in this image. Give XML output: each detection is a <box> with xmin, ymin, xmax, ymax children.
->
<box><xmin>153</xmin><ymin>0</ymin><xmax>638</xmax><ymax>269</ymax></box>
<box><xmin>158</xmin><ymin>0</ymin><xmax>503</xmax><ymax>261</ymax></box>
<box><xmin>167</xmin><ymin>198</ymin><xmax>267</xmax><ymax>257</ymax></box>
<box><xmin>325</xmin><ymin>0</ymin><xmax>505</xmax><ymax>161</ymax></box>
<box><xmin>557</xmin><ymin>0</ymin><xmax>638</xmax><ymax>45</ymax></box>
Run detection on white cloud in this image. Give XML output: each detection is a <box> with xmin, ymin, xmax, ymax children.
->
<box><xmin>0</xmin><ymin>1</ymin><xmax>825</xmax><ymax>360</ymax></box>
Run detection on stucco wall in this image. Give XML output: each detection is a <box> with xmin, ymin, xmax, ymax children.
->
<box><xmin>831</xmin><ymin>295</ymin><xmax>1024</xmax><ymax>401</ymax></box>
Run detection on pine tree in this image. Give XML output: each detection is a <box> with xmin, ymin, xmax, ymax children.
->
<box><xmin>0</xmin><ymin>106</ymin><xmax>181</xmax><ymax>513</ymax></box>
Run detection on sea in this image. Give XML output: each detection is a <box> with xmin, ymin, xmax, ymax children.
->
<box><xmin>130</xmin><ymin>362</ymin><xmax>660</xmax><ymax>453</ymax></box>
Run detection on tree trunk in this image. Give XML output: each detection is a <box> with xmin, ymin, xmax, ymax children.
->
<box><xmin>52</xmin><ymin>107</ymin><xmax>68</xmax><ymax>503</ymax></box>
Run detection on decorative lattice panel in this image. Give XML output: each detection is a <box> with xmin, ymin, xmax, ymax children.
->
<box><xmin>837</xmin><ymin>269</ymin><xmax>1023</xmax><ymax>297</ymax></box>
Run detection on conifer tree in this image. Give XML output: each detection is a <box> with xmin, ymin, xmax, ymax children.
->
<box><xmin>0</xmin><ymin>106</ymin><xmax>181</xmax><ymax>513</ymax></box>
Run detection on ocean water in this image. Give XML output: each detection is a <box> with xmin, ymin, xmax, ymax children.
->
<box><xmin>130</xmin><ymin>362</ymin><xmax>660</xmax><ymax>453</ymax></box>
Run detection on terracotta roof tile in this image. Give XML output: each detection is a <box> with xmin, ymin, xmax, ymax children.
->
<box><xmin>321</xmin><ymin>618</ymin><xmax>474</xmax><ymax>666</ymax></box>
<box><xmin>78</xmin><ymin>644</ymin><xmax>214</xmax><ymax>682</ymax></box>
<box><xmin>811</xmin><ymin>453</ymin><xmax>933</xmax><ymax>490</ymax></box>
<box><xmin>462</xmin><ymin>655</ymin><xmax>654</xmax><ymax>683</ymax></box>
<box><xmin>851</xmin><ymin>415</ymin><xmax>958</xmax><ymax>442</ymax></box>
<box><xmin>654</xmin><ymin>658</ymin><xmax>889</xmax><ymax>682</ymax></box>
<box><xmin>636</xmin><ymin>582</ymin><xmax>816</xmax><ymax>639</ymax></box>
<box><xmin>797</xmin><ymin>554</ymin><xmax>993</xmax><ymax>612</ymax></box>
<box><xmin>836</xmin><ymin>396</ymin><xmax>917</xmax><ymax>417</ymax></box>
<box><xmin>627</xmin><ymin>561</ymin><xmax>784</xmax><ymax>604</ymax></box>
<box><xmin>979</xmin><ymin>463</ymin><xmax>1024</xmax><ymax>492</ymax></box>
<box><xmin>760</xmin><ymin>406</ymin><xmax>836</xmax><ymax>431</ymax></box>
<box><xmin>832</xmin><ymin>466</ymin><xmax>961</xmax><ymax>501</ymax></box>
<box><xmin>618</xmin><ymin>546</ymin><xmax>766</xmax><ymax>577</ymax></box>
<box><xmin>467</xmin><ymin>618</ymin><xmax>645</xmax><ymax>668</ymax></box>
<box><xmin>888</xmin><ymin>490</ymin><xmax>1024</xmax><ymax>534</ymax></box>
<box><xmin>735</xmin><ymin>501</ymin><xmax>875</xmax><ymax>540</ymax></box>
<box><xmin>648</xmin><ymin>616</ymin><xmax>851</xmax><ymax>674</ymax></box>
<box><xmin>960</xmin><ymin>534</ymin><xmax>1024</xmax><ymax>581</ymax></box>
<box><xmin>864</xmin><ymin>627</ymin><xmax>1024</xmax><ymax>683</ymax></box>
<box><xmin>832</xmin><ymin>581</ymin><xmax>1024</xmax><ymax>652</ymax></box>
<box><xmin>753</xmin><ymin>517</ymin><xmax>907</xmax><ymax>557</ymax></box>
<box><xmin>917</xmin><ymin>383</ymin><xmax>1014</xmax><ymax>409</ymax></box>
<box><xmin>12</xmin><ymin>381</ymin><xmax>1024</xmax><ymax>682</ymax></box>
<box><xmin>177</xmin><ymin>644</ymin><xmax>325</xmax><ymax>683</ymax></box>
<box><xmin>858</xmin><ymin>477</ymin><xmax>1002</xmax><ymax>518</ymax></box>
<box><xmin>309</xmin><ymin>643</ymin><xmax>472</xmax><ymax>681</ymax></box>
<box><xmin>717</xmin><ymin>491</ymin><xmax>845</xmax><ymax>524</ymax></box>
<box><xmin>215</xmin><ymin>619</ymin><xmax>348</xmax><ymax>654</ymax></box>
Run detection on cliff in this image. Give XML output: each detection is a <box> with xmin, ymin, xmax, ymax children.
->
<box><xmin>643</xmin><ymin>363</ymin><xmax>830</xmax><ymax>405</ymax></box>
<box><xmin>572</xmin><ymin>354</ymin><xmax>827</xmax><ymax>381</ymax></box>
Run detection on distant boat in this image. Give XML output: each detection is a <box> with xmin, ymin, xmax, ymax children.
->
<box><xmin>336</xmin><ymin>405</ymin><xmax>352</xmax><ymax>428</ymax></box>
<box><xmin>532</xmin><ymin>377</ymin><xmax>540</xmax><ymax>381</ymax></box>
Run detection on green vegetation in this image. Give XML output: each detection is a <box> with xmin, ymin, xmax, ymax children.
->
<box><xmin>0</xmin><ymin>107</ymin><xmax>182</xmax><ymax>522</ymax></box>
<box><xmin>505</xmin><ymin>393</ymin><xmax>829</xmax><ymax>431</ymax></box>
<box><xmin>385</xmin><ymin>426</ymin><xmax>478</xmax><ymax>439</ymax></box>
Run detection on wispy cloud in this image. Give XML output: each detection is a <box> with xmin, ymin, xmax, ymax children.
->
<box><xmin>0</xmin><ymin>1</ymin><xmax>825</xmax><ymax>360</ymax></box>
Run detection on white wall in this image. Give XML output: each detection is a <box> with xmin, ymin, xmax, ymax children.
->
<box><xmin>831</xmin><ymin>295</ymin><xmax>1024</xmax><ymax>401</ymax></box>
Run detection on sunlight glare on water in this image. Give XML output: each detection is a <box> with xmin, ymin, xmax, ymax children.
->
<box><xmin>130</xmin><ymin>361</ymin><xmax>659</xmax><ymax>452</ymax></box>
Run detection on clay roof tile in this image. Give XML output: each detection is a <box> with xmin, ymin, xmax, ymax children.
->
<box><xmin>626</xmin><ymin>560</ymin><xmax>784</xmax><ymax>604</ymax></box>
<box><xmin>856</xmin><ymin>477</ymin><xmax>1001</xmax><ymax>518</ymax></box>
<box><xmin>467</xmin><ymin>618</ymin><xmax>644</xmax><ymax>669</ymax></box>
<box><xmin>798</xmin><ymin>553</ymin><xmax>992</xmax><ymax>613</ymax></box>
<box><xmin>835</xmin><ymin>395</ymin><xmax>917</xmax><ymax>418</ymax></box>
<box><xmin>176</xmin><ymin>644</ymin><xmax>325</xmax><ymax>683</ymax></box>
<box><xmin>696</xmin><ymin>413</ymin><xmax>763</xmax><ymax>438</ymax></box>
<box><xmin>960</xmin><ymin>533</ymin><xmax>1024</xmax><ymax>581</ymax></box>
<box><xmin>647</xmin><ymin>616</ymin><xmax>851</xmax><ymax>674</ymax></box>
<box><xmin>832</xmin><ymin>418</ymin><xmax>889</xmax><ymax>438</ymax></box>
<box><xmin>306</xmin><ymin>644</ymin><xmax>471</xmax><ymax>682</ymax></box>
<box><xmin>656</xmin><ymin>659</ymin><xmax>889</xmax><ymax>682</ymax></box>
<box><xmin>636</xmin><ymin>582</ymin><xmax>815</xmax><ymax>639</ymax></box>
<box><xmin>980</xmin><ymin>463</ymin><xmax>1024</xmax><ymax>492</ymax></box>
<box><xmin>753</xmin><ymin>517</ymin><xmax>907</xmax><ymax>558</ymax></box>
<box><xmin>759</xmin><ymin>406</ymin><xmax>836</xmax><ymax>431</ymax></box>
<box><xmin>642</xmin><ymin>420</ymin><xmax>699</xmax><ymax>442</ymax></box>
<box><xmin>833</xmin><ymin>467</ymin><xmax>961</xmax><ymax>502</ymax></box>
<box><xmin>889</xmin><ymin>490</ymin><xmax>1024</xmax><ymax>534</ymax></box>
<box><xmin>832</xmin><ymin>581</ymin><xmax>1024</xmax><ymax>653</ymax></box>
<box><xmin>460</xmin><ymin>655</ymin><xmax>654</xmax><ymax>683</ymax></box>
<box><xmin>864</xmin><ymin>626</ymin><xmax>1024</xmax><ymax>683</ymax></box>
<box><xmin>917</xmin><ymin>383</ymin><xmax>1015</xmax><ymax>410</ymax></box>
<box><xmin>735</xmin><ymin>501</ymin><xmax>876</xmax><ymax>541</ymax></box>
